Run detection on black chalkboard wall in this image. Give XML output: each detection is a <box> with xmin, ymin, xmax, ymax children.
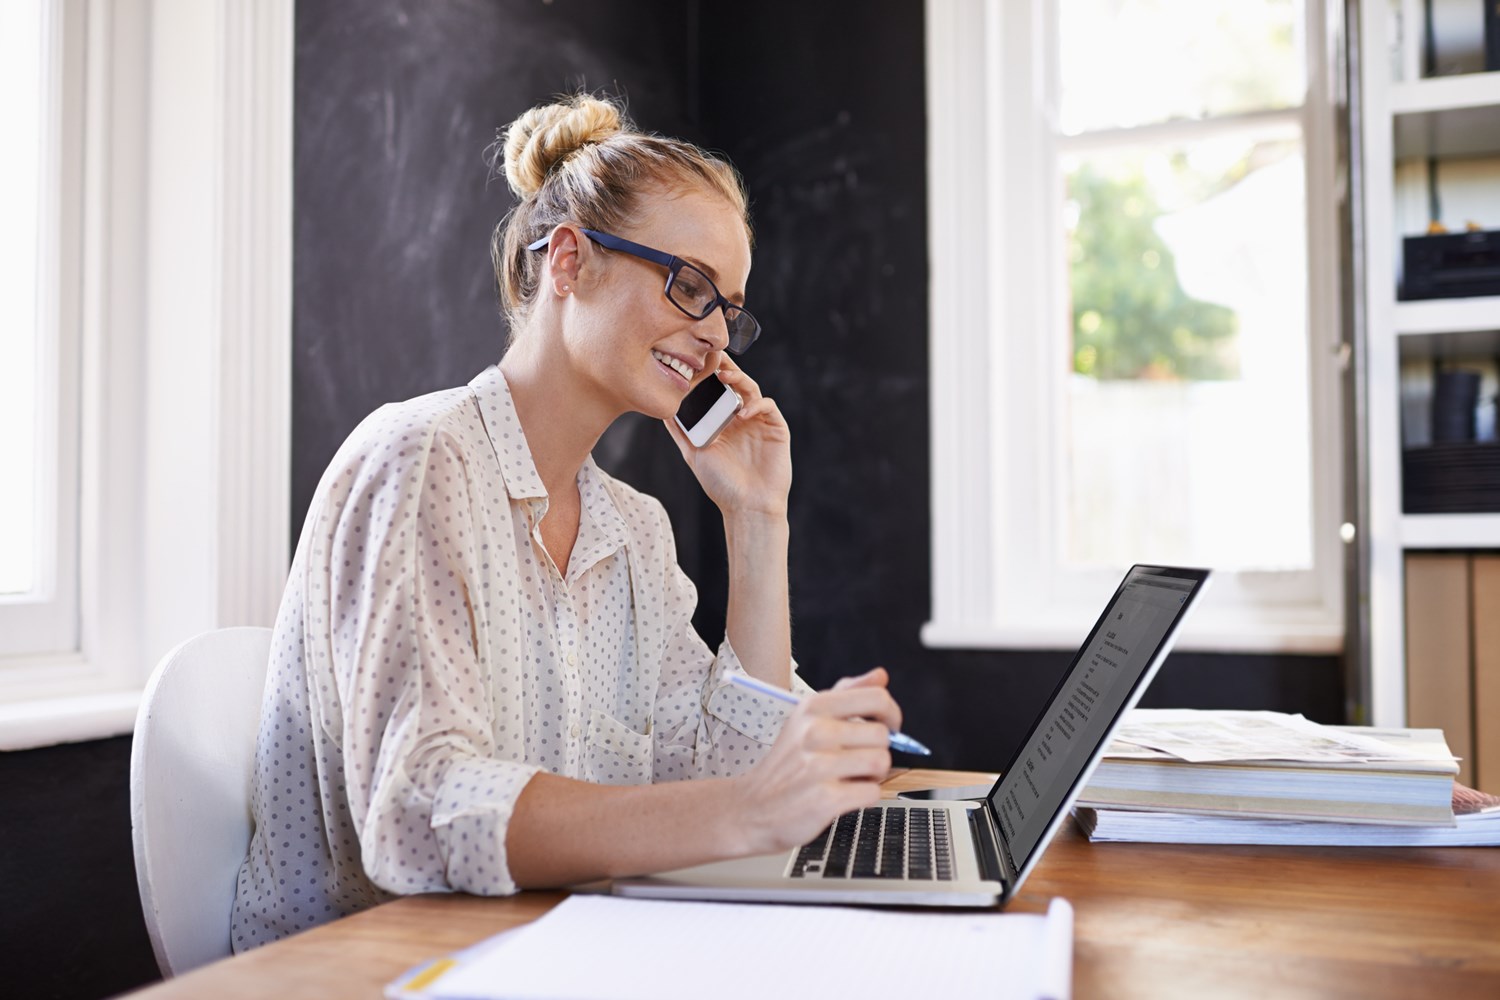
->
<box><xmin>292</xmin><ymin>0</ymin><xmax>1345</xmax><ymax>768</ymax></box>
<box><xmin>0</xmin><ymin>3</ymin><xmax>1342</xmax><ymax>998</ymax></box>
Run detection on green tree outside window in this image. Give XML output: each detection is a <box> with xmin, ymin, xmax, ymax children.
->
<box><xmin>1067</xmin><ymin>164</ymin><xmax>1240</xmax><ymax>381</ymax></box>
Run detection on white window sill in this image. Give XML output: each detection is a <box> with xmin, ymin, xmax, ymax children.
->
<box><xmin>0</xmin><ymin>689</ymin><xmax>142</xmax><ymax>751</ymax></box>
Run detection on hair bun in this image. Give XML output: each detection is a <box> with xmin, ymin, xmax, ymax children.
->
<box><xmin>501</xmin><ymin>94</ymin><xmax>625</xmax><ymax>199</ymax></box>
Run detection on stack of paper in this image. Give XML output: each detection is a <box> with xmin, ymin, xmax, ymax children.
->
<box><xmin>1077</xmin><ymin>785</ymin><xmax>1500</xmax><ymax>846</ymax></box>
<box><xmin>1075</xmin><ymin>710</ymin><xmax>1459</xmax><ymax>825</ymax></box>
<box><xmin>1071</xmin><ymin>709</ymin><xmax>1500</xmax><ymax>846</ymax></box>
<box><xmin>387</xmin><ymin>895</ymin><xmax>1075</xmax><ymax>1000</ymax></box>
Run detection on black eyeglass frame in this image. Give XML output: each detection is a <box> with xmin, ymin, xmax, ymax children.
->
<box><xmin>526</xmin><ymin>228</ymin><xmax>762</xmax><ymax>355</ymax></box>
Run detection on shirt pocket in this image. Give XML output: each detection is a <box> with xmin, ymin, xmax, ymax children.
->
<box><xmin>583</xmin><ymin>709</ymin><xmax>653</xmax><ymax>786</ymax></box>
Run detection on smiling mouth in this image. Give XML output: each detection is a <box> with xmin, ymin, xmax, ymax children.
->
<box><xmin>651</xmin><ymin>349</ymin><xmax>696</xmax><ymax>382</ymax></box>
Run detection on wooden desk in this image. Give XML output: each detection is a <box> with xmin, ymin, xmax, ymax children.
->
<box><xmin>130</xmin><ymin>770</ymin><xmax>1500</xmax><ymax>999</ymax></box>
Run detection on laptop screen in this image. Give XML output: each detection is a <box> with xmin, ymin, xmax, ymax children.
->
<box><xmin>987</xmin><ymin>565</ymin><xmax>1208</xmax><ymax>877</ymax></box>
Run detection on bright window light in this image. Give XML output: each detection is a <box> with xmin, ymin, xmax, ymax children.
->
<box><xmin>1057</xmin><ymin>0</ymin><xmax>1314</xmax><ymax>575</ymax></box>
<box><xmin>1059</xmin><ymin>0</ymin><xmax>1303</xmax><ymax>133</ymax></box>
<box><xmin>0</xmin><ymin>1</ymin><xmax>46</xmax><ymax>598</ymax></box>
<box><xmin>924</xmin><ymin>0</ymin><xmax>1340</xmax><ymax>651</ymax></box>
<box><xmin>1061</xmin><ymin>137</ymin><xmax>1312</xmax><ymax>572</ymax></box>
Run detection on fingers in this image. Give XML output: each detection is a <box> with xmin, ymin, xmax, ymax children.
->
<box><xmin>713</xmin><ymin>356</ymin><xmax>758</xmax><ymax>400</ymax></box>
<box><xmin>660</xmin><ymin>416</ymin><xmax>697</xmax><ymax>463</ymax></box>
<box><xmin>802</xmin><ymin>716</ymin><xmax>894</xmax><ymax>752</ymax></box>
<box><xmin>736</xmin><ymin>395</ymin><xmax>783</xmax><ymax>426</ymax></box>
<box><xmin>833</xmin><ymin>779</ymin><xmax>886</xmax><ymax>816</ymax></box>
<box><xmin>803</xmin><ymin>685</ymin><xmax>903</xmax><ymax>734</ymax></box>
<box><xmin>743</xmin><ymin>698</ymin><xmax>895</xmax><ymax>852</ymax></box>
<box><xmin>832</xmin><ymin>747</ymin><xmax>893</xmax><ymax>782</ymax></box>
<box><xmin>832</xmin><ymin>666</ymin><xmax>890</xmax><ymax>691</ymax></box>
<box><xmin>712</xmin><ymin>361</ymin><xmax>779</xmax><ymax>423</ymax></box>
<box><xmin>787</xmin><ymin>719</ymin><xmax>890</xmax><ymax>780</ymax></box>
<box><xmin>790</xmin><ymin>728</ymin><xmax>890</xmax><ymax>772</ymax></box>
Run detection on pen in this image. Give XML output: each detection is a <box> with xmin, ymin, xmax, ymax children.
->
<box><xmin>727</xmin><ymin>673</ymin><xmax>933</xmax><ymax>756</ymax></box>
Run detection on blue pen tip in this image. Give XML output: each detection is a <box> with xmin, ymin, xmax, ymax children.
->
<box><xmin>891</xmin><ymin>734</ymin><xmax>933</xmax><ymax>756</ymax></box>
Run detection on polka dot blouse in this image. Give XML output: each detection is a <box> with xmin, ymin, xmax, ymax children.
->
<box><xmin>231</xmin><ymin>366</ymin><xmax>810</xmax><ymax>952</ymax></box>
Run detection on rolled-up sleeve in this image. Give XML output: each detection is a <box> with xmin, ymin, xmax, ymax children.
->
<box><xmin>307</xmin><ymin>424</ymin><xmax>539</xmax><ymax>897</ymax></box>
<box><xmin>646</xmin><ymin>506</ymin><xmax>813</xmax><ymax>782</ymax></box>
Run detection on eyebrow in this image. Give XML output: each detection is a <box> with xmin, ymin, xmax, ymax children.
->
<box><xmin>682</xmin><ymin>254</ymin><xmax>719</xmax><ymax>282</ymax></box>
<box><xmin>682</xmin><ymin>255</ymin><xmax>746</xmax><ymax>305</ymax></box>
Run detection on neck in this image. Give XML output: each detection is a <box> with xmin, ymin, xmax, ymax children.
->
<box><xmin>499</xmin><ymin>334</ymin><xmax>618</xmax><ymax>499</ymax></box>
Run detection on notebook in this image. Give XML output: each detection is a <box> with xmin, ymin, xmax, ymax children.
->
<box><xmin>386</xmin><ymin>895</ymin><xmax>1074</xmax><ymax>1000</ymax></box>
<box><xmin>614</xmin><ymin>564</ymin><xmax>1210</xmax><ymax>907</ymax></box>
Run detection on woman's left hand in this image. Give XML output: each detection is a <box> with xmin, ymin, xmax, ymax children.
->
<box><xmin>664</xmin><ymin>356</ymin><xmax>791</xmax><ymax>517</ymax></box>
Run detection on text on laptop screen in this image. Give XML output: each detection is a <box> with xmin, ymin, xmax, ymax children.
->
<box><xmin>989</xmin><ymin>573</ymin><xmax>1195</xmax><ymax>867</ymax></box>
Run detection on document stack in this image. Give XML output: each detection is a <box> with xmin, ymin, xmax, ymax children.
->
<box><xmin>1072</xmin><ymin>709</ymin><xmax>1500</xmax><ymax>846</ymax></box>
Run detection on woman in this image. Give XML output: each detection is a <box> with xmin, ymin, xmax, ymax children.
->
<box><xmin>231</xmin><ymin>94</ymin><xmax>901</xmax><ymax>951</ymax></box>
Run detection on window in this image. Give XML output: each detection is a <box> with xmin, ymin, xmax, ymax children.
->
<box><xmin>924</xmin><ymin>0</ymin><xmax>1343</xmax><ymax>652</ymax></box>
<box><xmin>0</xmin><ymin>1</ymin><xmax>292</xmax><ymax>749</ymax></box>
<box><xmin>0</xmin><ymin>0</ymin><xmax>81</xmax><ymax>660</ymax></box>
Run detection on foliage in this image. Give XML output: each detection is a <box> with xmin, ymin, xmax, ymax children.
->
<box><xmin>1067</xmin><ymin>164</ymin><xmax>1240</xmax><ymax>381</ymax></box>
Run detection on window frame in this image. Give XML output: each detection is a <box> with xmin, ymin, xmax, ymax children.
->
<box><xmin>923</xmin><ymin>0</ymin><xmax>1345</xmax><ymax>654</ymax></box>
<box><xmin>0</xmin><ymin>0</ymin><xmax>293</xmax><ymax>749</ymax></box>
<box><xmin>0</xmin><ymin>0</ymin><xmax>84</xmax><ymax>660</ymax></box>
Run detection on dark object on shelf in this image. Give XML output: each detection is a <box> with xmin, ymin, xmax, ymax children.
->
<box><xmin>1433</xmin><ymin>369</ymin><xmax>1483</xmax><ymax>442</ymax></box>
<box><xmin>1488</xmin><ymin>0</ymin><xmax>1500</xmax><ymax>72</ymax></box>
<box><xmin>1400</xmin><ymin>229</ymin><xmax>1500</xmax><ymax>300</ymax></box>
<box><xmin>1403</xmin><ymin>442</ymin><xmax>1500</xmax><ymax>513</ymax></box>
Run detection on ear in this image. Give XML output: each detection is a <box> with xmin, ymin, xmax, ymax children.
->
<box><xmin>543</xmin><ymin>225</ymin><xmax>587</xmax><ymax>297</ymax></box>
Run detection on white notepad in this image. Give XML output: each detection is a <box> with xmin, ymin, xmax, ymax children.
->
<box><xmin>387</xmin><ymin>894</ymin><xmax>1074</xmax><ymax>1000</ymax></box>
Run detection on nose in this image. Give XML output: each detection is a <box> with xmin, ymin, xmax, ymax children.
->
<box><xmin>693</xmin><ymin>306</ymin><xmax>731</xmax><ymax>354</ymax></box>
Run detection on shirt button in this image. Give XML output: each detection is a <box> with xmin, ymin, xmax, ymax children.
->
<box><xmin>567</xmin><ymin>652</ymin><xmax>577</xmax><ymax>666</ymax></box>
<box><xmin>570</xmin><ymin>723</ymin><xmax>581</xmax><ymax>739</ymax></box>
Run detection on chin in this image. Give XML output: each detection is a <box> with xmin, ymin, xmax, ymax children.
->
<box><xmin>646</xmin><ymin>400</ymin><xmax>679</xmax><ymax>422</ymax></box>
<box><xmin>629</xmin><ymin>387</ymin><xmax>680</xmax><ymax>423</ymax></box>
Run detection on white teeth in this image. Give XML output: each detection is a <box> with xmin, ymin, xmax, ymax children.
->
<box><xmin>652</xmin><ymin>349</ymin><xmax>694</xmax><ymax>380</ymax></box>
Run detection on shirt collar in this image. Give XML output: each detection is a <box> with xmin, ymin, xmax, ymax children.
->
<box><xmin>469</xmin><ymin>365</ymin><xmax>547</xmax><ymax>502</ymax></box>
<box><xmin>470</xmin><ymin>365</ymin><xmax>631</xmax><ymax>566</ymax></box>
<box><xmin>573</xmin><ymin>457</ymin><xmax>630</xmax><ymax>567</ymax></box>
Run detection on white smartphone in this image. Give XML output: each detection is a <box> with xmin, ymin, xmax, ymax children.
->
<box><xmin>675</xmin><ymin>377</ymin><xmax>742</xmax><ymax>448</ymax></box>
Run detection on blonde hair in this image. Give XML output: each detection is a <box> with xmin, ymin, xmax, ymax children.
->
<box><xmin>490</xmin><ymin>94</ymin><xmax>752</xmax><ymax>334</ymax></box>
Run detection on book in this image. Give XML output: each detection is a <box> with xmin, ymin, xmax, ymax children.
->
<box><xmin>1074</xmin><ymin>710</ymin><xmax>1459</xmax><ymax>826</ymax></box>
<box><xmin>385</xmin><ymin>894</ymin><xmax>1075</xmax><ymax>1000</ymax></box>
<box><xmin>1076</xmin><ymin>784</ymin><xmax>1500</xmax><ymax>847</ymax></box>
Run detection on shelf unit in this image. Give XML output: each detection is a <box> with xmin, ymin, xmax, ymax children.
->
<box><xmin>1391</xmin><ymin>73</ymin><xmax>1500</xmax><ymax>158</ymax></box>
<box><xmin>1361</xmin><ymin>2</ymin><xmax>1500</xmax><ymax>726</ymax></box>
<box><xmin>1395</xmin><ymin>295</ymin><xmax>1500</xmax><ymax>334</ymax></box>
<box><xmin>1401</xmin><ymin>512</ymin><xmax>1500</xmax><ymax>548</ymax></box>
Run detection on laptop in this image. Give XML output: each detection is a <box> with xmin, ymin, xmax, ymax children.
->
<box><xmin>614</xmin><ymin>563</ymin><xmax>1210</xmax><ymax>907</ymax></box>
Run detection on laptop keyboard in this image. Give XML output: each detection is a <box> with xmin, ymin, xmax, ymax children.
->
<box><xmin>790</xmin><ymin>807</ymin><xmax>954</xmax><ymax>880</ymax></box>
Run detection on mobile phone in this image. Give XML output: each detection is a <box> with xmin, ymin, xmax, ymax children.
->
<box><xmin>675</xmin><ymin>377</ymin><xmax>741</xmax><ymax>448</ymax></box>
<box><xmin>895</xmin><ymin>784</ymin><xmax>994</xmax><ymax>801</ymax></box>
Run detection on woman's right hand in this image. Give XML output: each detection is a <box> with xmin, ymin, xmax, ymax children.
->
<box><xmin>732</xmin><ymin>668</ymin><xmax>902</xmax><ymax>856</ymax></box>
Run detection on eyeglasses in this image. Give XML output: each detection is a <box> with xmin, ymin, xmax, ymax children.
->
<box><xmin>526</xmin><ymin>228</ymin><xmax>762</xmax><ymax>355</ymax></box>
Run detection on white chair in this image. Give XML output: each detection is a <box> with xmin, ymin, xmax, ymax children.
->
<box><xmin>130</xmin><ymin>626</ymin><xmax>272</xmax><ymax>977</ymax></box>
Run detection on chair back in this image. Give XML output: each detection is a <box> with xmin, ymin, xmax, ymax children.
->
<box><xmin>130</xmin><ymin>626</ymin><xmax>272</xmax><ymax>976</ymax></box>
